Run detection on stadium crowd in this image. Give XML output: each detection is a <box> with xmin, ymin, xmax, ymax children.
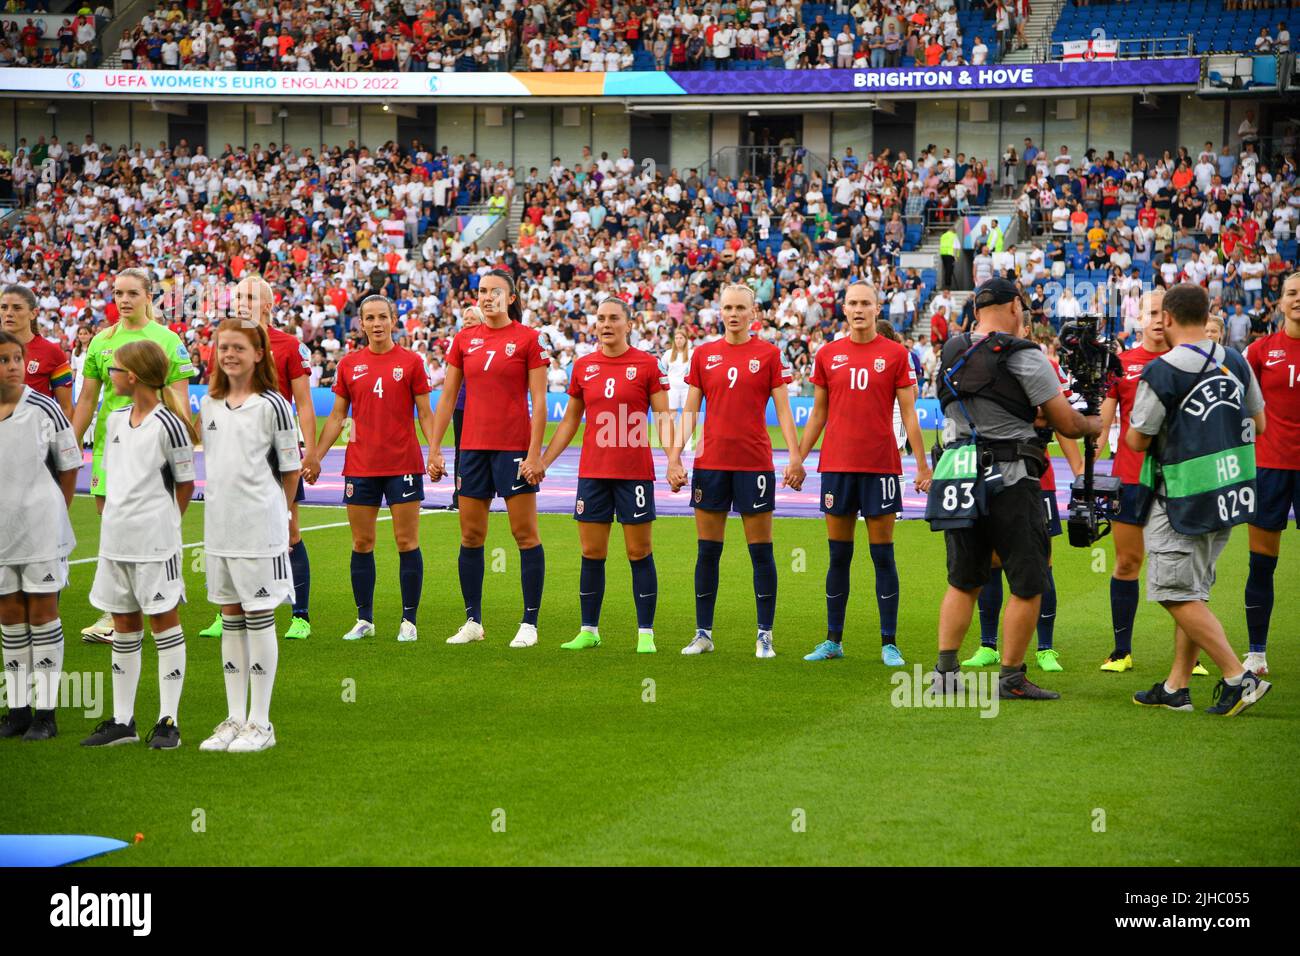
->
<box><xmin>0</xmin><ymin>122</ymin><xmax>1294</xmax><ymax>405</ymax></box>
<box><xmin>0</xmin><ymin>8</ymin><xmax>106</xmax><ymax>67</ymax></box>
<box><xmin>78</xmin><ymin>0</ymin><xmax>1023</xmax><ymax>73</ymax></box>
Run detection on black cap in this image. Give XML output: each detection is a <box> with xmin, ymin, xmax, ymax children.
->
<box><xmin>974</xmin><ymin>276</ymin><xmax>1027</xmax><ymax>310</ymax></box>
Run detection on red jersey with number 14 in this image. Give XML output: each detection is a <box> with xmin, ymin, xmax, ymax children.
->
<box><xmin>1105</xmin><ymin>345</ymin><xmax>1165</xmax><ymax>484</ymax></box>
<box><xmin>1246</xmin><ymin>330</ymin><xmax>1300</xmax><ymax>471</ymax></box>
<box><xmin>447</xmin><ymin>321</ymin><xmax>549</xmax><ymax>451</ymax></box>
<box><xmin>333</xmin><ymin>345</ymin><xmax>431</xmax><ymax>476</ymax></box>
<box><xmin>569</xmin><ymin>347</ymin><xmax>667</xmax><ymax>480</ymax></box>
<box><xmin>267</xmin><ymin>325</ymin><xmax>311</xmax><ymax>404</ymax></box>
<box><xmin>686</xmin><ymin>336</ymin><xmax>791</xmax><ymax>471</ymax></box>
<box><xmin>811</xmin><ymin>334</ymin><xmax>914</xmax><ymax>474</ymax></box>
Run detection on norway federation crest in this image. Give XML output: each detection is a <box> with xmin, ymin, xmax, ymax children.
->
<box><xmin>626</xmin><ymin>366</ymin><xmax>637</xmax><ymax>380</ymax></box>
<box><xmin>392</xmin><ymin>367</ymin><xmax>403</xmax><ymax>382</ymax></box>
<box><xmin>824</xmin><ymin>493</ymin><xmax>834</xmax><ymax>509</ymax></box>
<box><xmin>694</xmin><ymin>487</ymin><xmax>703</xmax><ymax>503</ymax></box>
<box><xmin>27</xmin><ymin>360</ymin><xmax>38</xmax><ymax>374</ymax></box>
<box><xmin>345</xmin><ymin>481</ymin><xmax>354</xmax><ymax>498</ymax></box>
<box><xmin>576</xmin><ymin>499</ymin><xmax>585</xmax><ymax>515</ymax></box>
<box><xmin>748</xmin><ymin>359</ymin><xmax>761</xmax><ymax>373</ymax></box>
<box><xmin>505</xmin><ymin>342</ymin><xmax>517</xmax><ymax>357</ymax></box>
<box><xmin>874</xmin><ymin>358</ymin><xmax>886</xmax><ymax>373</ymax></box>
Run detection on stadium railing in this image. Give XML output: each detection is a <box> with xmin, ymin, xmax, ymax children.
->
<box><xmin>1047</xmin><ymin>36</ymin><xmax>1196</xmax><ymax>59</ymax></box>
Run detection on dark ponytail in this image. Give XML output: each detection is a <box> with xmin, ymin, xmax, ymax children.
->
<box><xmin>486</xmin><ymin>268</ymin><xmax>523</xmax><ymax>323</ymax></box>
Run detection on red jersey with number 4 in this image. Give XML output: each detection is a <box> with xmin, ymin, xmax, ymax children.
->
<box><xmin>1246</xmin><ymin>330</ymin><xmax>1300</xmax><ymax>471</ymax></box>
<box><xmin>568</xmin><ymin>346</ymin><xmax>668</xmax><ymax>480</ymax></box>
<box><xmin>267</xmin><ymin>325</ymin><xmax>311</xmax><ymax>404</ymax></box>
<box><xmin>686</xmin><ymin>336</ymin><xmax>791</xmax><ymax>471</ymax></box>
<box><xmin>811</xmin><ymin>334</ymin><xmax>914</xmax><ymax>474</ymax></box>
<box><xmin>23</xmin><ymin>335</ymin><xmax>73</xmax><ymax>397</ymax></box>
<box><xmin>333</xmin><ymin>345</ymin><xmax>431</xmax><ymax>476</ymax></box>
<box><xmin>1105</xmin><ymin>345</ymin><xmax>1165</xmax><ymax>484</ymax></box>
<box><xmin>447</xmin><ymin>321</ymin><xmax>549</xmax><ymax>451</ymax></box>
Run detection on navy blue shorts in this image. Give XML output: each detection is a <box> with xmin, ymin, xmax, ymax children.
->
<box><xmin>457</xmin><ymin>449</ymin><xmax>538</xmax><ymax>500</ymax></box>
<box><xmin>344</xmin><ymin>473</ymin><xmax>425</xmax><ymax>507</ymax></box>
<box><xmin>820</xmin><ymin>472</ymin><xmax>902</xmax><ymax>518</ymax></box>
<box><xmin>1254</xmin><ymin>467</ymin><xmax>1300</xmax><ymax>532</ymax></box>
<box><xmin>1042</xmin><ymin>490</ymin><xmax>1062</xmax><ymax>538</ymax></box>
<box><xmin>575</xmin><ymin>477</ymin><xmax>656</xmax><ymax>524</ymax></box>
<box><xmin>294</xmin><ymin>475</ymin><xmax>306</xmax><ymax>504</ymax></box>
<box><xmin>691</xmin><ymin>468</ymin><xmax>775</xmax><ymax>514</ymax></box>
<box><xmin>1113</xmin><ymin>482</ymin><xmax>1148</xmax><ymax>526</ymax></box>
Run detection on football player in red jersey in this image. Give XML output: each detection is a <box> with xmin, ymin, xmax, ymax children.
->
<box><xmin>797</xmin><ymin>281</ymin><xmax>931</xmax><ymax>665</ymax></box>
<box><xmin>674</xmin><ymin>284</ymin><xmax>805</xmax><ymax>659</ymax></box>
<box><xmin>307</xmin><ymin>295</ymin><xmax>439</xmax><ymax>643</ymax></box>
<box><xmin>198</xmin><ymin>275</ymin><xmax>320</xmax><ymax>642</ymax></box>
<box><xmin>539</xmin><ymin>298</ymin><xmax>677</xmax><ymax>654</ymax></box>
<box><xmin>1095</xmin><ymin>290</ymin><xmax>1173</xmax><ymax>672</ymax></box>
<box><xmin>1241</xmin><ymin>271</ymin><xmax>1300</xmax><ymax>676</ymax></box>
<box><xmin>1</xmin><ymin>284</ymin><xmax>73</xmax><ymax>418</ymax></box>
<box><xmin>429</xmin><ymin>270</ymin><xmax>551</xmax><ymax>649</ymax></box>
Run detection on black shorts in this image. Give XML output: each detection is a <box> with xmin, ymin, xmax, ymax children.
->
<box><xmin>294</xmin><ymin>475</ymin><xmax>306</xmax><ymax>504</ymax></box>
<box><xmin>344</xmin><ymin>474</ymin><xmax>425</xmax><ymax>507</ymax></box>
<box><xmin>1042</xmin><ymin>489</ymin><xmax>1061</xmax><ymax>538</ymax></box>
<box><xmin>820</xmin><ymin>471</ymin><xmax>902</xmax><ymax>518</ymax></box>
<box><xmin>1112</xmin><ymin>481</ymin><xmax>1147</xmax><ymax>526</ymax></box>
<box><xmin>1253</xmin><ymin>467</ymin><xmax>1300</xmax><ymax>532</ymax></box>
<box><xmin>575</xmin><ymin>477</ymin><xmax>656</xmax><ymax>524</ymax></box>
<box><xmin>945</xmin><ymin>478</ymin><xmax>1050</xmax><ymax>597</ymax></box>
<box><xmin>458</xmin><ymin>449</ymin><xmax>538</xmax><ymax>500</ymax></box>
<box><xmin>691</xmin><ymin>468</ymin><xmax>775</xmax><ymax>514</ymax></box>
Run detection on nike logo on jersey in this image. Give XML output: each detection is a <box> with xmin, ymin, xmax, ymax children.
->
<box><xmin>352</xmin><ymin>372</ymin><xmax>369</xmax><ymax>381</ymax></box>
<box><xmin>466</xmin><ymin>345</ymin><xmax>484</xmax><ymax>354</ymax></box>
<box><xmin>705</xmin><ymin>356</ymin><xmax>724</xmax><ymax>370</ymax></box>
<box><xmin>831</xmin><ymin>361</ymin><xmax>848</xmax><ymax>371</ymax></box>
<box><xmin>1266</xmin><ymin>357</ymin><xmax>1287</xmax><ymax>367</ymax></box>
<box><xmin>1125</xmin><ymin>372</ymin><xmax>1142</xmax><ymax>380</ymax></box>
<box><xmin>584</xmin><ymin>367</ymin><xmax>601</xmax><ymax>380</ymax></box>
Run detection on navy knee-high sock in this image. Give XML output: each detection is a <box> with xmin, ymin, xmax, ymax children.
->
<box><xmin>978</xmin><ymin>567</ymin><xmax>1003</xmax><ymax>648</ymax></box>
<box><xmin>1110</xmin><ymin>577</ymin><xmax>1139</xmax><ymax>657</ymax></box>
<box><xmin>350</xmin><ymin>550</ymin><xmax>376</xmax><ymax>623</ymax></box>
<box><xmin>458</xmin><ymin>545</ymin><xmax>485</xmax><ymax>623</ymax></box>
<box><xmin>1037</xmin><ymin>567</ymin><xmax>1057</xmax><ymax>651</ymax></box>
<box><xmin>288</xmin><ymin>539</ymin><xmax>310</xmax><ymax>620</ymax></box>
<box><xmin>579</xmin><ymin>556</ymin><xmax>605</xmax><ymax>629</ymax></box>
<box><xmin>749</xmin><ymin>542</ymin><xmax>777</xmax><ymax>632</ymax></box>
<box><xmin>398</xmin><ymin>548</ymin><xmax>423</xmax><ymax>625</ymax></box>
<box><xmin>826</xmin><ymin>539</ymin><xmax>854</xmax><ymax>643</ymax></box>
<box><xmin>694</xmin><ymin>540</ymin><xmax>724</xmax><ymax>631</ymax></box>
<box><xmin>1245</xmin><ymin>552</ymin><xmax>1278</xmax><ymax>653</ymax></box>
<box><xmin>869</xmin><ymin>542</ymin><xmax>900</xmax><ymax>644</ymax></box>
<box><xmin>520</xmin><ymin>544</ymin><xmax>544</xmax><ymax>626</ymax></box>
<box><xmin>630</xmin><ymin>555</ymin><xmax>657</xmax><ymax>630</ymax></box>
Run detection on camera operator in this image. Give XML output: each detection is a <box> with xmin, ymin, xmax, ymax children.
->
<box><xmin>928</xmin><ymin>278</ymin><xmax>1101</xmax><ymax>700</ymax></box>
<box><xmin>1126</xmin><ymin>283</ymin><xmax>1271</xmax><ymax>716</ymax></box>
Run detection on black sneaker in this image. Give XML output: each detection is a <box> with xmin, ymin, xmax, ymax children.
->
<box><xmin>22</xmin><ymin>709</ymin><xmax>57</xmax><ymax>740</ymax></box>
<box><xmin>998</xmin><ymin>665</ymin><xmax>1060</xmax><ymax>700</ymax></box>
<box><xmin>929</xmin><ymin>667</ymin><xmax>966</xmax><ymax>695</ymax></box>
<box><xmin>147</xmin><ymin>716</ymin><xmax>181</xmax><ymax>750</ymax></box>
<box><xmin>0</xmin><ymin>706</ymin><xmax>32</xmax><ymax>738</ymax></box>
<box><xmin>1133</xmin><ymin>682</ymin><xmax>1193</xmax><ymax>711</ymax></box>
<box><xmin>80</xmin><ymin>718</ymin><xmax>139</xmax><ymax>747</ymax></box>
<box><xmin>1206</xmin><ymin>671</ymin><xmax>1272</xmax><ymax>717</ymax></box>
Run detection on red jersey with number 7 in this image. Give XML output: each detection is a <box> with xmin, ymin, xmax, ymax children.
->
<box><xmin>446</xmin><ymin>321</ymin><xmax>549</xmax><ymax>451</ymax></box>
<box><xmin>1246</xmin><ymin>330</ymin><xmax>1300</xmax><ymax>471</ymax></box>
<box><xmin>333</xmin><ymin>345</ymin><xmax>431</xmax><ymax>476</ymax></box>
<box><xmin>1105</xmin><ymin>345</ymin><xmax>1165</xmax><ymax>484</ymax></box>
<box><xmin>568</xmin><ymin>346</ymin><xmax>668</xmax><ymax>480</ymax></box>
<box><xmin>811</xmin><ymin>334</ymin><xmax>914</xmax><ymax>474</ymax></box>
<box><xmin>685</xmin><ymin>336</ymin><xmax>791</xmax><ymax>471</ymax></box>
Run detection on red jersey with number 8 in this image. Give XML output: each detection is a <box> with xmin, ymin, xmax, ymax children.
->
<box><xmin>446</xmin><ymin>321</ymin><xmax>549</xmax><ymax>451</ymax></box>
<box><xmin>333</xmin><ymin>345</ymin><xmax>431</xmax><ymax>476</ymax></box>
<box><xmin>811</xmin><ymin>334</ymin><xmax>914</xmax><ymax>474</ymax></box>
<box><xmin>568</xmin><ymin>346</ymin><xmax>668</xmax><ymax>480</ymax></box>
<box><xmin>685</xmin><ymin>336</ymin><xmax>791</xmax><ymax>471</ymax></box>
<box><xmin>1246</xmin><ymin>330</ymin><xmax>1300</xmax><ymax>471</ymax></box>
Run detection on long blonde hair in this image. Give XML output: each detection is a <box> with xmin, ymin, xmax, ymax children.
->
<box><xmin>113</xmin><ymin>338</ymin><xmax>199</xmax><ymax>443</ymax></box>
<box><xmin>107</xmin><ymin>267</ymin><xmax>157</xmax><ymax>338</ymax></box>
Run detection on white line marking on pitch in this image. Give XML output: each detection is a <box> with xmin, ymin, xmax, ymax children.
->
<box><xmin>66</xmin><ymin>510</ymin><xmax>450</xmax><ymax>566</ymax></box>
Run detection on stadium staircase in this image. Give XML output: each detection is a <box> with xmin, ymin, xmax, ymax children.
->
<box><xmin>506</xmin><ymin>187</ymin><xmax>525</xmax><ymax>243</ymax></box>
<box><xmin>98</xmin><ymin>0</ymin><xmax>156</xmax><ymax>69</ymax></box>
<box><xmin>1003</xmin><ymin>0</ymin><xmax>1068</xmax><ymax>64</ymax></box>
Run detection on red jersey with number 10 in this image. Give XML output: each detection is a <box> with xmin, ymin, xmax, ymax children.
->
<box><xmin>333</xmin><ymin>345</ymin><xmax>431</xmax><ymax>476</ymax></box>
<box><xmin>446</xmin><ymin>321</ymin><xmax>549</xmax><ymax>451</ymax></box>
<box><xmin>1246</xmin><ymin>330</ymin><xmax>1300</xmax><ymax>471</ymax></box>
<box><xmin>267</xmin><ymin>325</ymin><xmax>311</xmax><ymax>404</ymax></box>
<box><xmin>568</xmin><ymin>346</ymin><xmax>668</xmax><ymax>480</ymax></box>
<box><xmin>811</xmin><ymin>334</ymin><xmax>914</xmax><ymax>474</ymax></box>
<box><xmin>685</xmin><ymin>336</ymin><xmax>791</xmax><ymax>471</ymax></box>
<box><xmin>1105</xmin><ymin>345</ymin><xmax>1165</xmax><ymax>484</ymax></box>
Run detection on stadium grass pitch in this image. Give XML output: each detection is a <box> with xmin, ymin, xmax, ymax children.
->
<box><xmin>7</xmin><ymin>497</ymin><xmax>1297</xmax><ymax>866</ymax></box>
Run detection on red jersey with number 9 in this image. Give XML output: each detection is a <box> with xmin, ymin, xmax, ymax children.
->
<box><xmin>333</xmin><ymin>345</ymin><xmax>431</xmax><ymax>476</ymax></box>
<box><xmin>568</xmin><ymin>346</ymin><xmax>668</xmax><ymax>480</ymax></box>
<box><xmin>685</xmin><ymin>336</ymin><xmax>791</xmax><ymax>471</ymax></box>
<box><xmin>1246</xmin><ymin>330</ymin><xmax>1300</xmax><ymax>471</ymax></box>
<box><xmin>446</xmin><ymin>321</ymin><xmax>549</xmax><ymax>451</ymax></box>
<box><xmin>811</xmin><ymin>334</ymin><xmax>914</xmax><ymax>474</ymax></box>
